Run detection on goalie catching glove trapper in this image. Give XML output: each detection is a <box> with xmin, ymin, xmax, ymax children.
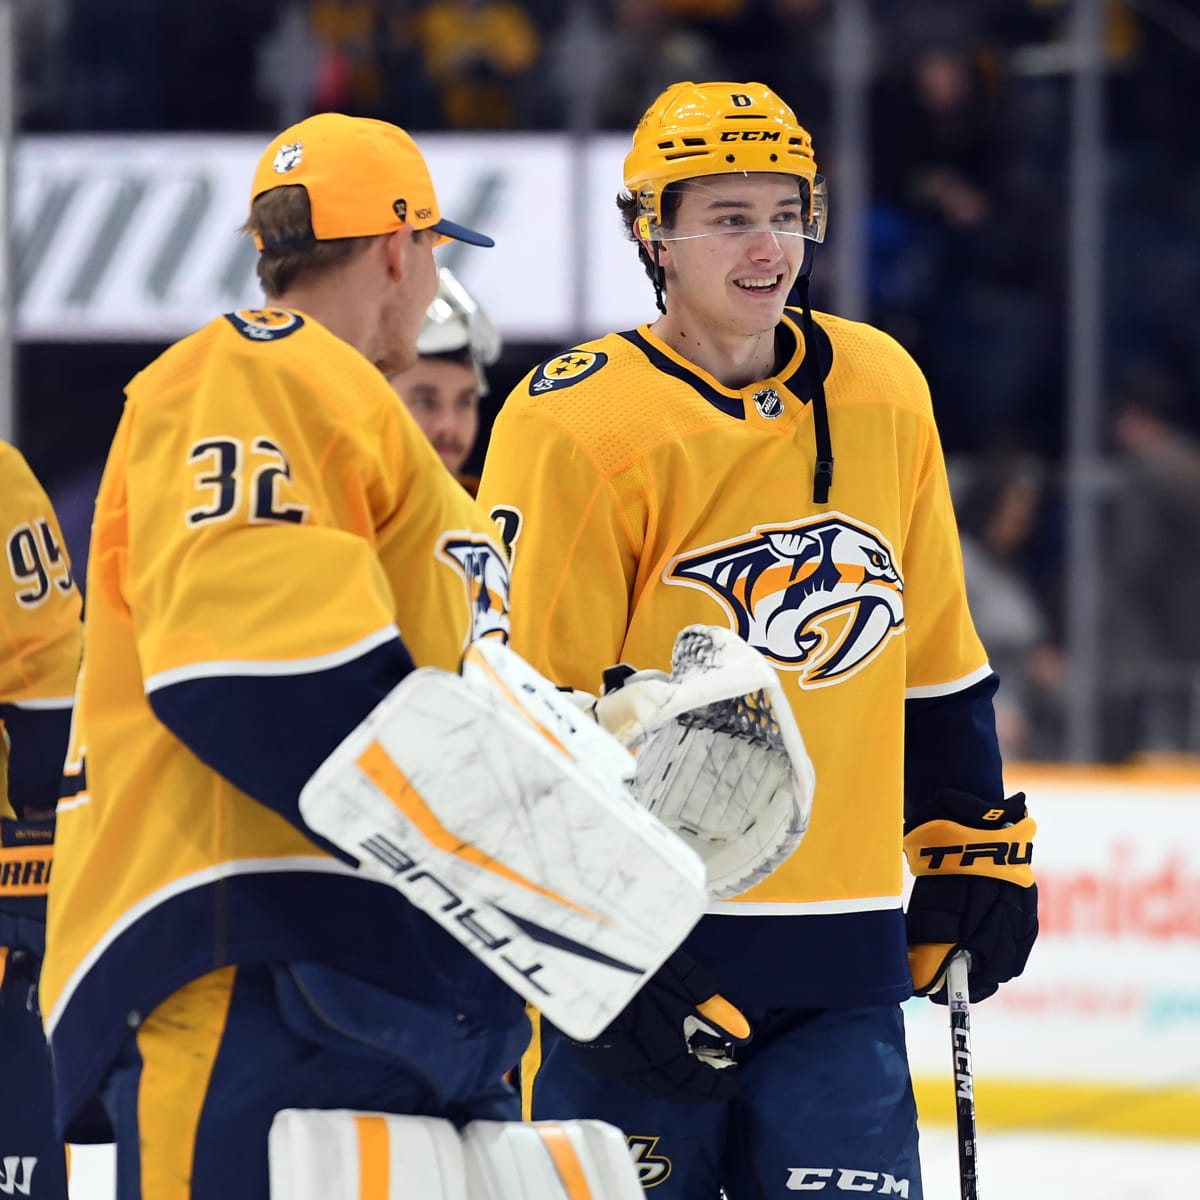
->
<box><xmin>589</xmin><ymin>625</ymin><xmax>816</xmax><ymax>899</ymax></box>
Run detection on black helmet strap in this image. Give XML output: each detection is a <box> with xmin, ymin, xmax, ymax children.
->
<box><xmin>795</xmin><ymin>245</ymin><xmax>833</xmax><ymax>504</ymax></box>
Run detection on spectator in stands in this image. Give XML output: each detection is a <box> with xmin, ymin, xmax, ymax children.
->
<box><xmin>869</xmin><ymin>32</ymin><xmax>1056</xmax><ymax>457</ymax></box>
<box><xmin>412</xmin><ymin>0</ymin><xmax>541</xmax><ymax>129</ymax></box>
<box><xmin>956</xmin><ymin>457</ymin><xmax>1065</xmax><ymax>760</ymax></box>
<box><xmin>1104</xmin><ymin>364</ymin><xmax>1200</xmax><ymax>757</ymax></box>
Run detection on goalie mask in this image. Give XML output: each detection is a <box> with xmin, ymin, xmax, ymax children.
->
<box><xmin>417</xmin><ymin>268</ymin><xmax>502</xmax><ymax>395</ymax></box>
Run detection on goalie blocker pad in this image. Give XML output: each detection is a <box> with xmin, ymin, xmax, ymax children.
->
<box><xmin>298</xmin><ymin>639</ymin><xmax>708</xmax><ymax>1041</ymax></box>
<box><xmin>269</xmin><ymin>1109</ymin><xmax>644</xmax><ymax>1200</ymax></box>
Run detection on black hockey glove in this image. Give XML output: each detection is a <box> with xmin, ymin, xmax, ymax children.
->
<box><xmin>556</xmin><ymin>947</ymin><xmax>751</xmax><ymax>1102</ymax></box>
<box><xmin>904</xmin><ymin>789</ymin><xmax>1038</xmax><ymax>1004</ymax></box>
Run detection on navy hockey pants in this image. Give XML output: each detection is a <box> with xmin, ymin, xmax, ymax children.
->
<box><xmin>530</xmin><ymin>1003</ymin><xmax>923</xmax><ymax>1199</ymax></box>
<box><xmin>0</xmin><ymin>901</ymin><xmax>69</xmax><ymax>1199</ymax></box>
<box><xmin>100</xmin><ymin>961</ymin><xmax>526</xmax><ymax>1200</ymax></box>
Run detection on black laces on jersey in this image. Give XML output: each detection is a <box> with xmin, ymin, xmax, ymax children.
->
<box><xmin>793</xmin><ymin>245</ymin><xmax>834</xmax><ymax>504</ymax></box>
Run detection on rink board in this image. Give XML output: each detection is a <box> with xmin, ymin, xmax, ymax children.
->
<box><xmin>906</xmin><ymin>763</ymin><xmax>1200</xmax><ymax>1140</ymax></box>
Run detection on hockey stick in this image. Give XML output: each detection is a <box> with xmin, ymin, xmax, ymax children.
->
<box><xmin>947</xmin><ymin>952</ymin><xmax>979</xmax><ymax>1200</ymax></box>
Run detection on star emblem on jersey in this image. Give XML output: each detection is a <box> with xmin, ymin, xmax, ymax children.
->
<box><xmin>272</xmin><ymin>142</ymin><xmax>303</xmax><ymax>173</ymax></box>
<box><xmin>753</xmin><ymin>387</ymin><xmax>783</xmax><ymax>419</ymax></box>
<box><xmin>530</xmin><ymin>350</ymin><xmax>608</xmax><ymax>394</ymax></box>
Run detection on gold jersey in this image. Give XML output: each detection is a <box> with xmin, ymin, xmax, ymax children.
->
<box><xmin>0</xmin><ymin>440</ymin><xmax>82</xmax><ymax>820</ymax></box>
<box><xmin>42</xmin><ymin>309</ymin><xmax>518</xmax><ymax>1136</ymax></box>
<box><xmin>478</xmin><ymin>308</ymin><xmax>993</xmax><ymax>1007</ymax></box>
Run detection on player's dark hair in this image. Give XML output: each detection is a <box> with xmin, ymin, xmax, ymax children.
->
<box><xmin>616</xmin><ymin>183</ymin><xmax>684</xmax><ymax>289</ymax></box>
<box><xmin>243</xmin><ymin>186</ymin><xmax>376</xmax><ymax>296</ymax></box>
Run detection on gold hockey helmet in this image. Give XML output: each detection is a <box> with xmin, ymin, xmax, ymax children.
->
<box><xmin>623</xmin><ymin>81</ymin><xmax>825</xmax><ymax>241</ymax></box>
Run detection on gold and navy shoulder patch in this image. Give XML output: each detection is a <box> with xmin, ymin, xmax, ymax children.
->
<box><xmin>529</xmin><ymin>350</ymin><xmax>608</xmax><ymax>394</ymax></box>
<box><xmin>224</xmin><ymin>309</ymin><xmax>305</xmax><ymax>342</ymax></box>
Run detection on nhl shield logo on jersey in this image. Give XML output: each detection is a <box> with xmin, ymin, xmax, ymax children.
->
<box><xmin>753</xmin><ymin>387</ymin><xmax>783</xmax><ymax>418</ymax></box>
<box><xmin>666</xmin><ymin>514</ymin><xmax>905</xmax><ymax>688</ymax></box>
<box><xmin>224</xmin><ymin>309</ymin><xmax>305</xmax><ymax>341</ymax></box>
<box><xmin>530</xmin><ymin>351</ymin><xmax>608</xmax><ymax>394</ymax></box>
<box><xmin>437</xmin><ymin>533</ymin><xmax>511</xmax><ymax>643</ymax></box>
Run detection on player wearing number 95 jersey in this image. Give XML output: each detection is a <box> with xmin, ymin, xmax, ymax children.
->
<box><xmin>1</xmin><ymin>440</ymin><xmax>82</xmax><ymax>1200</ymax></box>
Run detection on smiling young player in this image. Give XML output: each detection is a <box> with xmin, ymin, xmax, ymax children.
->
<box><xmin>479</xmin><ymin>81</ymin><xmax>1039</xmax><ymax>1198</ymax></box>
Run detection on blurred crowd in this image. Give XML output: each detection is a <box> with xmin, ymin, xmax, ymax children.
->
<box><xmin>12</xmin><ymin>0</ymin><xmax>1200</xmax><ymax>762</ymax></box>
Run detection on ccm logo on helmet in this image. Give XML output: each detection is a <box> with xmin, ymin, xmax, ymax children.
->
<box><xmin>721</xmin><ymin>131</ymin><xmax>781</xmax><ymax>142</ymax></box>
<box><xmin>918</xmin><ymin>841</ymin><xmax>1033</xmax><ymax>870</ymax></box>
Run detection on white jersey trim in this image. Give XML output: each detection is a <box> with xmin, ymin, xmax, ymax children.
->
<box><xmin>707</xmin><ymin>895</ymin><xmax>903</xmax><ymax>916</ymax></box>
<box><xmin>143</xmin><ymin>624</ymin><xmax>400</xmax><ymax>694</ymax></box>
<box><xmin>8</xmin><ymin>695</ymin><xmax>75</xmax><ymax>710</ymax></box>
<box><xmin>44</xmin><ymin>855</ymin><xmax>363</xmax><ymax>1037</ymax></box>
<box><xmin>904</xmin><ymin>662</ymin><xmax>994</xmax><ymax>701</ymax></box>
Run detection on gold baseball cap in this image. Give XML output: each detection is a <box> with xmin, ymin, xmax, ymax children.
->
<box><xmin>250</xmin><ymin>113</ymin><xmax>493</xmax><ymax>249</ymax></box>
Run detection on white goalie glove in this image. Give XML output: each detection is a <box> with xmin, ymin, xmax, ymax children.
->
<box><xmin>592</xmin><ymin>626</ymin><xmax>815</xmax><ymax>900</ymax></box>
<box><xmin>298</xmin><ymin>639</ymin><xmax>708</xmax><ymax>1041</ymax></box>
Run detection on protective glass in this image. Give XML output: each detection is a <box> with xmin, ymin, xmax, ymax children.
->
<box><xmin>639</xmin><ymin>176</ymin><xmax>828</xmax><ymax>246</ymax></box>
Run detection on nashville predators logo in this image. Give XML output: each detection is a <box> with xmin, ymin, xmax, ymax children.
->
<box><xmin>666</xmin><ymin>514</ymin><xmax>904</xmax><ymax>688</ymax></box>
<box><xmin>530</xmin><ymin>351</ymin><xmax>607</xmax><ymax>393</ymax></box>
<box><xmin>437</xmin><ymin>533</ymin><xmax>511</xmax><ymax>644</ymax></box>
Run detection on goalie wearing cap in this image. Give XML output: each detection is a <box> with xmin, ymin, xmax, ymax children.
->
<box><xmin>479</xmin><ymin>81</ymin><xmax>1037</xmax><ymax>1197</ymax></box>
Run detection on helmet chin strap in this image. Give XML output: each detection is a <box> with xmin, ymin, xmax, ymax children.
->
<box><xmin>651</xmin><ymin>241</ymin><xmax>667</xmax><ymax>315</ymax></box>
<box><xmin>793</xmin><ymin>242</ymin><xmax>834</xmax><ymax>504</ymax></box>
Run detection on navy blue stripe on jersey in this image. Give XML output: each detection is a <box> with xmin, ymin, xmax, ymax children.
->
<box><xmin>619</xmin><ymin>314</ymin><xmax>834</xmax><ymax>418</ymax></box>
<box><xmin>683</xmin><ymin>907</ymin><xmax>912</xmax><ymax>1009</ymax></box>
<box><xmin>147</xmin><ymin>638</ymin><xmax>416</xmax><ymax>856</ymax></box>
<box><xmin>780</xmin><ymin>307</ymin><xmax>835</xmax><ymax>401</ymax></box>
<box><xmin>47</xmin><ymin>867</ymin><xmax>527</xmax><ymax>1141</ymax></box>
<box><xmin>0</xmin><ymin>703</ymin><xmax>72</xmax><ymax>816</ymax></box>
<box><xmin>903</xmin><ymin>673</ymin><xmax>1004</xmax><ymax>828</ymax></box>
<box><xmin>618</xmin><ymin>331</ymin><xmax>746</xmax><ymax>419</ymax></box>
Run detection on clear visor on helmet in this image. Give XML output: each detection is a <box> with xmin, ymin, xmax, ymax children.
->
<box><xmin>638</xmin><ymin>175</ymin><xmax>828</xmax><ymax>246</ymax></box>
<box><xmin>418</xmin><ymin>268</ymin><xmax>502</xmax><ymax>394</ymax></box>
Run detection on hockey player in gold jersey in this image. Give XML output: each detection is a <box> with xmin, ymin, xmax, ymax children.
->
<box><xmin>478</xmin><ymin>83</ymin><xmax>1039</xmax><ymax>1197</ymax></box>
<box><xmin>40</xmin><ymin>114</ymin><xmax>706</xmax><ymax>1200</ymax></box>
<box><xmin>1</xmin><ymin>441</ymin><xmax>82</xmax><ymax>1199</ymax></box>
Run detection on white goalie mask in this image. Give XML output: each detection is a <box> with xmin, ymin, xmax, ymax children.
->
<box><xmin>417</xmin><ymin>268</ymin><xmax>502</xmax><ymax>395</ymax></box>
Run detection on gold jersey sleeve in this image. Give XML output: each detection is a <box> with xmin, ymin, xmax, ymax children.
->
<box><xmin>0</xmin><ymin>441</ymin><xmax>83</xmax><ymax>818</ymax></box>
<box><xmin>117</xmin><ymin>311</ymin><xmax>502</xmax><ymax>682</ymax></box>
<box><xmin>0</xmin><ymin>442</ymin><xmax>82</xmax><ymax>704</ymax></box>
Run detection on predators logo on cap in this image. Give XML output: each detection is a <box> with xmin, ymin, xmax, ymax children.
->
<box><xmin>224</xmin><ymin>310</ymin><xmax>306</xmax><ymax>342</ymax></box>
<box><xmin>530</xmin><ymin>351</ymin><xmax>608</xmax><ymax>394</ymax></box>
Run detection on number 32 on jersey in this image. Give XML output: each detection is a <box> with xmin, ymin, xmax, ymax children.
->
<box><xmin>186</xmin><ymin>435</ymin><xmax>308</xmax><ymax>528</ymax></box>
